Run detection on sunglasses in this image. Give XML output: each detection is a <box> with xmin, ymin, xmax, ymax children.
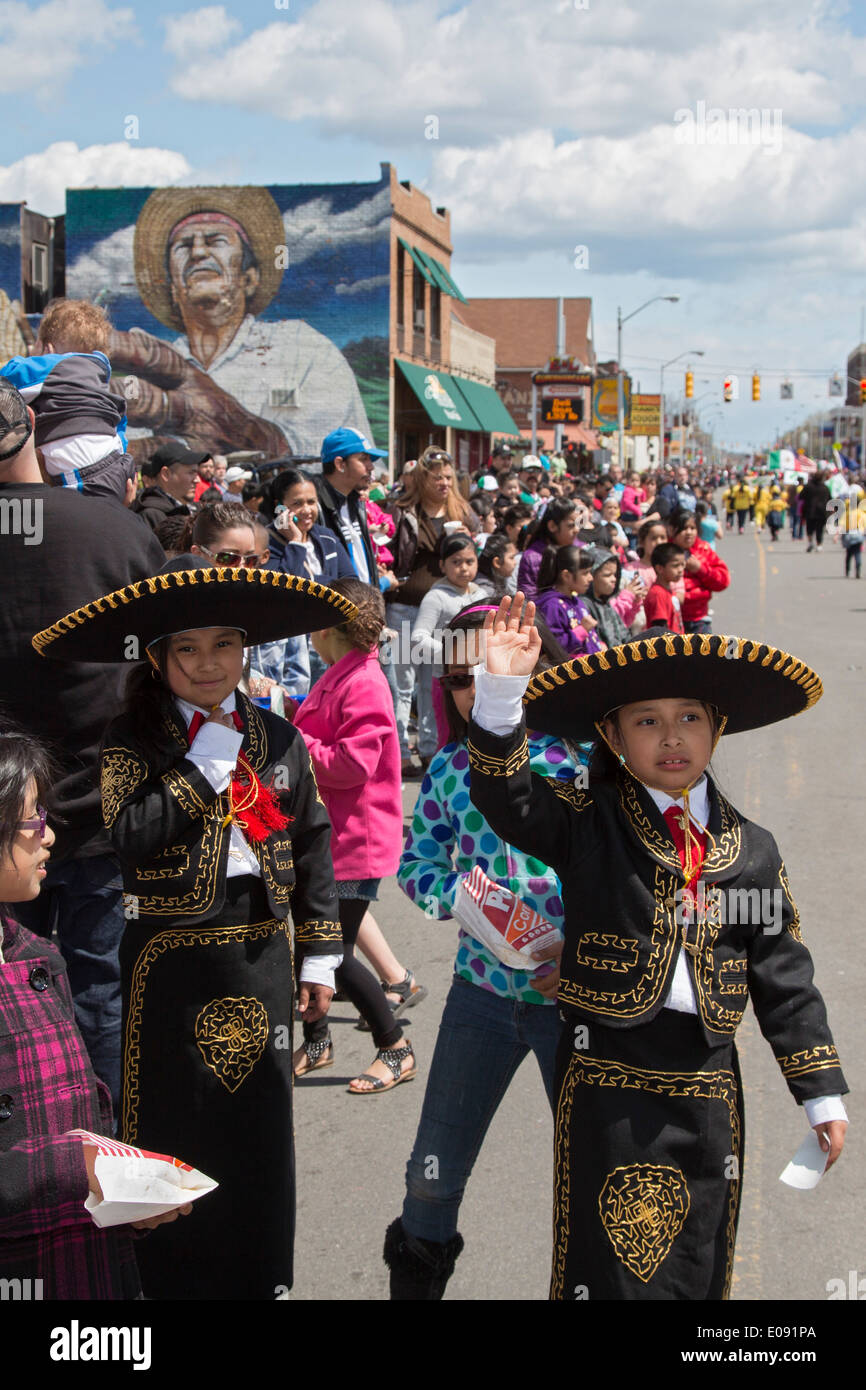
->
<box><xmin>438</xmin><ymin>671</ymin><xmax>475</xmax><ymax>691</ymax></box>
<box><xmin>424</xmin><ymin>451</ymin><xmax>452</xmax><ymax>466</ymax></box>
<box><xmin>199</xmin><ymin>545</ymin><xmax>261</xmax><ymax>568</ymax></box>
<box><xmin>19</xmin><ymin>804</ymin><xmax>47</xmax><ymax>837</ymax></box>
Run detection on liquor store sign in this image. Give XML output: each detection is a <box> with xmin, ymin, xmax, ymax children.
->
<box><xmin>627</xmin><ymin>394</ymin><xmax>661</xmax><ymax>435</ymax></box>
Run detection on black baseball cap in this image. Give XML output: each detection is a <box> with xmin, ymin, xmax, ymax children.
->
<box><xmin>0</xmin><ymin>382</ymin><xmax>33</xmax><ymax>463</ymax></box>
<box><xmin>141</xmin><ymin>442</ymin><xmax>211</xmax><ymax>477</ymax></box>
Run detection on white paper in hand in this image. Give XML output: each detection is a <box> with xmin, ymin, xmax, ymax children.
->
<box><xmin>779</xmin><ymin>1130</ymin><xmax>829</xmax><ymax>1190</ymax></box>
<box><xmin>72</xmin><ymin>1130</ymin><xmax>218</xmax><ymax>1227</ymax></box>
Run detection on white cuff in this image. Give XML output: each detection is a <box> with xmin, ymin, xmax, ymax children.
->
<box><xmin>187</xmin><ymin>724</ymin><xmax>244</xmax><ymax>792</ymax></box>
<box><xmin>471</xmin><ymin>667</ymin><xmax>530</xmax><ymax>735</ymax></box>
<box><xmin>299</xmin><ymin>953</ymin><xmax>342</xmax><ymax>991</ymax></box>
<box><xmin>804</xmin><ymin>1095</ymin><xmax>848</xmax><ymax>1127</ymax></box>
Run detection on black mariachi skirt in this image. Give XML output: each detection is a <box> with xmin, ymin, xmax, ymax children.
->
<box><xmin>119</xmin><ymin>878</ymin><xmax>295</xmax><ymax>1300</ymax></box>
<box><xmin>551</xmin><ymin>1010</ymin><xmax>744</xmax><ymax>1301</ymax></box>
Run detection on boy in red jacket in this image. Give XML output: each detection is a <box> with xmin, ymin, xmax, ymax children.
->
<box><xmin>642</xmin><ymin>543</ymin><xmax>685</xmax><ymax>633</ymax></box>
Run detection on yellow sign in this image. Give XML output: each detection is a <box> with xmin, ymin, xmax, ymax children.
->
<box><xmin>592</xmin><ymin>376</ymin><xmax>630</xmax><ymax>430</ymax></box>
<box><xmin>627</xmin><ymin>394</ymin><xmax>661</xmax><ymax>435</ymax></box>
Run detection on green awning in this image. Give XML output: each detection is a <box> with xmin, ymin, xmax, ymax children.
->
<box><xmin>397</xmin><ymin>238</ymin><xmax>467</xmax><ymax>303</ymax></box>
<box><xmin>413</xmin><ymin>246</ymin><xmax>468</xmax><ymax>303</ymax></box>
<box><xmin>449</xmin><ymin>376</ymin><xmax>521</xmax><ymax>435</ymax></box>
<box><xmin>397</xmin><ymin>237</ymin><xmax>435</xmax><ymax>286</ymax></box>
<box><xmin>396</xmin><ymin>360</ymin><xmax>482</xmax><ymax>429</ymax></box>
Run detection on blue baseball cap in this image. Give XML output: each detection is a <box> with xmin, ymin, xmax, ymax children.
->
<box><xmin>321</xmin><ymin>427</ymin><xmax>387</xmax><ymax>464</ymax></box>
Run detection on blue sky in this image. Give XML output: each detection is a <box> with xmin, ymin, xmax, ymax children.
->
<box><xmin>2</xmin><ymin>0</ymin><xmax>866</xmax><ymax>450</ymax></box>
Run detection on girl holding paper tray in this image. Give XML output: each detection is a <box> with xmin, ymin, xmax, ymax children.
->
<box><xmin>32</xmin><ymin>557</ymin><xmax>349</xmax><ymax>1300</ymax></box>
<box><xmin>384</xmin><ymin>604</ymin><xmax>585</xmax><ymax>1299</ymax></box>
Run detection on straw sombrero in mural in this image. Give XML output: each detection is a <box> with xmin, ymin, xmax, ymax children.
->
<box><xmin>134</xmin><ymin>186</ymin><xmax>286</xmax><ymax>331</ymax></box>
<box><xmin>32</xmin><ymin>556</ymin><xmax>356</xmax><ymax>664</ymax></box>
<box><xmin>522</xmin><ymin>632</ymin><xmax>823</xmax><ymax>741</ymax></box>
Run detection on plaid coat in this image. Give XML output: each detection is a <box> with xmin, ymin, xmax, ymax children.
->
<box><xmin>0</xmin><ymin>912</ymin><xmax>140</xmax><ymax>1299</ymax></box>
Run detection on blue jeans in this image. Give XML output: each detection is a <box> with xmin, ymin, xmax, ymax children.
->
<box><xmin>252</xmin><ymin>635</ymin><xmax>311</xmax><ymax>696</ymax></box>
<box><xmin>14</xmin><ymin>852</ymin><xmax>125</xmax><ymax>1118</ymax></box>
<box><xmin>383</xmin><ymin>600</ymin><xmax>419</xmax><ymax>759</ymax></box>
<box><xmin>402</xmin><ymin>975</ymin><xmax>562</xmax><ymax>1243</ymax></box>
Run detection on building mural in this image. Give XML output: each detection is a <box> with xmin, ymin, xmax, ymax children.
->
<box><xmin>65</xmin><ymin>177</ymin><xmax>391</xmax><ymax>461</ymax></box>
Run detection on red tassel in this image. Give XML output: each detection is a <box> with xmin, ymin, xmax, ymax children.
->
<box><xmin>228</xmin><ymin>769</ymin><xmax>293</xmax><ymax>843</ymax></box>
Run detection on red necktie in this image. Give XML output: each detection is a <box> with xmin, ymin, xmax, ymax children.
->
<box><xmin>662</xmin><ymin>804</ymin><xmax>706</xmax><ymax>883</ymax></box>
<box><xmin>187</xmin><ymin>708</ymin><xmax>243</xmax><ymax>745</ymax></box>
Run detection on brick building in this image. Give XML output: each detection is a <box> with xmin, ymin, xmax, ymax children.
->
<box><xmin>457</xmin><ymin>296</ymin><xmax>598</xmax><ymax>452</ymax></box>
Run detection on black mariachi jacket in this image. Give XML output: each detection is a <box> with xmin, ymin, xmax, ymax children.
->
<box><xmin>100</xmin><ymin>693</ymin><xmax>340</xmax><ymax>957</ymax></box>
<box><xmin>467</xmin><ymin>719</ymin><xmax>847</xmax><ymax>1105</ymax></box>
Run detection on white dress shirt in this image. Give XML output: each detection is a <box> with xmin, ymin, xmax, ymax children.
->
<box><xmin>176</xmin><ymin>693</ymin><xmax>341</xmax><ymax>990</ymax></box>
<box><xmin>471</xmin><ymin>668</ymin><xmax>846</xmax><ymax>1129</ymax></box>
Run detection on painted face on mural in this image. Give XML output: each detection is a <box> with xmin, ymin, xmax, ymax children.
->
<box><xmin>167</xmin><ymin>218</ymin><xmax>260</xmax><ymax>324</ymax></box>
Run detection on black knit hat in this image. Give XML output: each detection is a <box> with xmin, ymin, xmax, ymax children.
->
<box><xmin>32</xmin><ymin>554</ymin><xmax>357</xmax><ymax>663</ymax></box>
<box><xmin>522</xmin><ymin>632</ymin><xmax>822</xmax><ymax>740</ymax></box>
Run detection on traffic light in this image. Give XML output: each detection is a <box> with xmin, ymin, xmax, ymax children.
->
<box><xmin>724</xmin><ymin>377</ymin><xmax>733</xmax><ymax>402</ymax></box>
<box><xmin>752</xmin><ymin>373</ymin><xmax>760</xmax><ymax>401</ymax></box>
<box><xmin>685</xmin><ymin>370</ymin><xmax>694</xmax><ymax>399</ymax></box>
<box><xmin>861</xmin><ymin>378</ymin><xmax>866</xmax><ymax>405</ymax></box>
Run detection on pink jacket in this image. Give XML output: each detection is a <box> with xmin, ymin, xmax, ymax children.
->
<box><xmin>293</xmin><ymin>647</ymin><xmax>404</xmax><ymax>881</ymax></box>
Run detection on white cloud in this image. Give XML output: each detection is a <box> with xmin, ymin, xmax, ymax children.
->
<box><xmin>162</xmin><ymin>0</ymin><xmax>866</xmax><ymax>142</ymax></box>
<box><xmin>281</xmin><ymin>187</ymin><xmax>391</xmax><ymax>266</ymax></box>
<box><xmin>66</xmin><ymin>223</ymin><xmax>137</xmax><ymax>302</ymax></box>
<box><xmin>0</xmin><ymin>0</ymin><xmax>137</xmax><ymax>98</ymax></box>
<box><xmin>427</xmin><ymin>122</ymin><xmax>866</xmax><ymax>277</ymax></box>
<box><xmin>334</xmin><ymin>274</ymin><xmax>390</xmax><ymax>296</ymax></box>
<box><xmin>0</xmin><ymin>142</ymin><xmax>192</xmax><ymax>217</ymax></box>
<box><xmin>163</xmin><ymin>6</ymin><xmax>241</xmax><ymax>62</ymax></box>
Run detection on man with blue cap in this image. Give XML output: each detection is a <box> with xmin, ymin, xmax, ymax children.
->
<box><xmin>316</xmin><ymin>427</ymin><xmax>395</xmax><ymax>593</ymax></box>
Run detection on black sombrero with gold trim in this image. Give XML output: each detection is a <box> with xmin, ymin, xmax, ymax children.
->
<box><xmin>523</xmin><ymin>632</ymin><xmax>822</xmax><ymax>740</ymax></box>
<box><xmin>32</xmin><ymin>555</ymin><xmax>357</xmax><ymax>664</ymax></box>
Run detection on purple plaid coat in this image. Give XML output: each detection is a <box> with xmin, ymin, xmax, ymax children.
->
<box><xmin>0</xmin><ymin>911</ymin><xmax>140</xmax><ymax>1299</ymax></box>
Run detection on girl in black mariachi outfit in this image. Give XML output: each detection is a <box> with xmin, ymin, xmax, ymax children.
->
<box><xmin>32</xmin><ymin>555</ymin><xmax>354</xmax><ymax>1301</ymax></box>
<box><xmin>467</xmin><ymin>595</ymin><xmax>848</xmax><ymax>1301</ymax></box>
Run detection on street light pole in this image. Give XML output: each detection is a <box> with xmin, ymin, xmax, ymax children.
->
<box><xmin>617</xmin><ymin>295</ymin><xmax>680</xmax><ymax>476</ymax></box>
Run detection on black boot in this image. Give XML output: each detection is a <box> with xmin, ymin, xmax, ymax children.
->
<box><xmin>383</xmin><ymin>1218</ymin><xmax>464</xmax><ymax>1300</ymax></box>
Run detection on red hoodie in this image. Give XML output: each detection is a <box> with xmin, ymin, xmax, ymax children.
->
<box><xmin>682</xmin><ymin>537</ymin><xmax>730</xmax><ymax>623</ymax></box>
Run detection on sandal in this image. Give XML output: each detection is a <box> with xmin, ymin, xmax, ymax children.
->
<box><xmin>355</xmin><ymin>969</ymin><xmax>428</xmax><ymax>1030</ymax></box>
<box><xmin>348</xmin><ymin>1041</ymin><xmax>417</xmax><ymax>1095</ymax></box>
<box><xmin>293</xmin><ymin>1034</ymin><xmax>334</xmax><ymax>1078</ymax></box>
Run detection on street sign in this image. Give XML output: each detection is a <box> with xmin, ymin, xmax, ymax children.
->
<box><xmin>592</xmin><ymin>375</ymin><xmax>630</xmax><ymax>430</ymax></box>
<box><xmin>626</xmin><ymin>393</ymin><xmax>661</xmax><ymax>435</ymax></box>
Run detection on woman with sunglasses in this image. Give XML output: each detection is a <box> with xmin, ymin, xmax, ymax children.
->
<box><xmin>383</xmin><ymin>604</ymin><xmax>585</xmax><ymax>1299</ymax></box>
<box><xmin>179</xmin><ymin>501</ymin><xmax>290</xmax><ymax>704</ymax></box>
<box><xmin>0</xmin><ymin>723</ymin><xmax>191</xmax><ymax>1299</ymax></box>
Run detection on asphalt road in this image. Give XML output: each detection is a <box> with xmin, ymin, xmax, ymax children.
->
<box><xmin>290</xmin><ymin>518</ymin><xmax>863</xmax><ymax>1301</ymax></box>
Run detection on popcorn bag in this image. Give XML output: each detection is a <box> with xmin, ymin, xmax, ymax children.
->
<box><xmin>452</xmin><ymin>866</ymin><xmax>560</xmax><ymax>969</ymax></box>
<box><xmin>71</xmin><ymin>1130</ymin><xmax>218</xmax><ymax>1228</ymax></box>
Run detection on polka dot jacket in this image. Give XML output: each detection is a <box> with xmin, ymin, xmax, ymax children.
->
<box><xmin>398</xmin><ymin>737</ymin><xmax>584</xmax><ymax>1005</ymax></box>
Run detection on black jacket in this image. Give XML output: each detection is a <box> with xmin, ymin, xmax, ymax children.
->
<box><xmin>101</xmin><ymin>693</ymin><xmax>340</xmax><ymax>955</ymax></box>
<box><xmin>467</xmin><ymin>717</ymin><xmax>846</xmax><ymax>1104</ymax></box>
<box><xmin>315</xmin><ymin>476</ymin><xmax>377</xmax><ymax>582</ymax></box>
<box><xmin>132</xmin><ymin>486</ymin><xmax>193</xmax><ymax>532</ymax></box>
<box><xmin>0</xmin><ymin>483</ymin><xmax>165</xmax><ymax>859</ymax></box>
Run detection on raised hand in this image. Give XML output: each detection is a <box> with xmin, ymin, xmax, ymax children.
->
<box><xmin>481</xmin><ymin>593</ymin><xmax>542</xmax><ymax>677</ymax></box>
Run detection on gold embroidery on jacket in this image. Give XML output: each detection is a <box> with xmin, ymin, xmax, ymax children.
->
<box><xmin>778</xmin><ymin>861</ymin><xmax>803</xmax><ymax>942</ymax></box>
<box><xmin>558</xmin><ymin>865</ymin><xmax>678</xmax><ymax>1017</ymax></box>
<box><xmin>545</xmin><ymin>777</ymin><xmax>593</xmax><ymax>814</ymax></box>
<box><xmin>575</xmin><ymin>933</ymin><xmax>640</xmax><ymax>973</ymax></box>
<box><xmin>691</xmin><ymin>891</ymin><xmax>746</xmax><ymax>1034</ymax></box>
<box><xmin>296</xmin><ymin>919</ymin><xmax>342</xmax><ymax>944</ymax></box>
<box><xmin>101</xmin><ymin>748</ymin><xmax>149</xmax><ymax>830</ymax></box>
<box><xmin>467</xmin><ymin>735</ymin><xmax>530</xmax><ymax>778</ymax></box>
<box><xmin>195</xmin><ymin>996</ymin><xmax>269</xmax><ymax>1092</ymax></box>
<box><xmin>599</xmin><ymin>1164</ymin><xmax>690</xmax><ymax>1283</ymax></box>
<box><xmin>777</xmin><ymin>1045</ymin><xmax>840</xmax><ymax>1079</ymax></box>
<box><xmin>551</xmin><ymin>1055</ymin><xmax>740</xmax><ymax>1301</ymax></box>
